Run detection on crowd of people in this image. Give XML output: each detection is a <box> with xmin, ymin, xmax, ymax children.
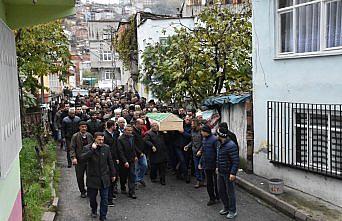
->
<box><xmin>50</xmin><ymin>88</ymin><xmax>240</xmax><ymax>221</ymax></box>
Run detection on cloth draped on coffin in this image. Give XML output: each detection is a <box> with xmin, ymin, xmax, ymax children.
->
<box><xmin>146</xmin><ymin>113</ymin><xmax>183</xmax><ymax>131</ymax></box>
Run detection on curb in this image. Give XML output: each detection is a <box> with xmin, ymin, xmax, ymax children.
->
<box><xmin>42</xmin><ymin>161</ymin><xmax>58</xmax><ymax>221</ymax></box>
<box><xmin>236</xmin><ymin>176</ymin><xmax>320</xmax><ymax>221</ymax></box>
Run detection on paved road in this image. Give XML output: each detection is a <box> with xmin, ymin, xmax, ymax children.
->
<box><xmin>56</xmin><ymin>148</ymin><xmax>292</xmax><ymax>221</ymax></box>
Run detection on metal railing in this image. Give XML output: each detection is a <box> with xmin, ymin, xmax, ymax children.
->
<box><xmin>267</xmin><ymin>101</ymin><xmax>342</xmax><ymax>179</ymax></box>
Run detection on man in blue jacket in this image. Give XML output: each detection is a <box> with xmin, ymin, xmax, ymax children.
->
<box><xmin>199</xmin><ymin>125</ymin><xmax>219</xmax><ymax>206</ymax></box>
<box><xmin>216</xmin><ymin>123</ymin><xmax>240</xmax><ymax>219</ymax></box>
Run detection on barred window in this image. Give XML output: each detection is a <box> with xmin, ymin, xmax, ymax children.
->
<box><xmin>268</xmin><ymin>102</ymin><xmax>342</xmax><ymax>178</ymax></box>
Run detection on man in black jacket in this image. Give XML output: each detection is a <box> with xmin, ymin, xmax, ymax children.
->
<box><xmin>70</xmin><ymin>121</ymin><xmax>93</xmax><ymax>198</ymax></box>
<box><xmin>133</xmin><ymin>119</ymin><xmax>147</xmax><ymax>187</ymax></box>
<box><xmin>117</xmin><ymin>124</ymin><xmax>138</xmax><ymax>199</ymax></box>
<box><xmin>87</xmin><ymin>111</ymin><xmax>102</xmax><ymax>136</ymax></box>
<box><xmin>80</xmin><ymin>132</ymin><xmax>116</xmax><ymax>221</ymax></box>
<box><xmin>104</xmin><ymin>120</ymin><xmax>119</xmax><ymax>206</ymax></box>
<box><xmin>62</xmin><ymin>108</ymin><xmax>81</xmax><ymax>168</ymax></box>
<box><xmin>144</xmin><ymin>122</ymin><xmax>168</xmax><ymax>185</ymax></box>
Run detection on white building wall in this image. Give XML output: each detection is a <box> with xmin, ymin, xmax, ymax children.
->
<box><xmin>137</xmin><ymin>17</ymin><xmax>195</xmax><ymax>99</ymax></box>
<box><xmin>0</xmin><ymin>21</ymin><xmax>22</xmax><ymax>179</ymax></box>
<box><xmin>252</xmin><ymin>0</ymin><xmax>342</xmax><ymax>207</ymax></box>
<box><xmin>221</xmin><ymin>103</ymin><xmax>247</xmax><ymax>161</ymax></box>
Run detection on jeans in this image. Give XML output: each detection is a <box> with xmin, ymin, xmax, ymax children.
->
<box><xmin>218</xmin><ymin>174</ymin><xmax>237</xmax><ymax>213</ymax></box>
<box><xmin>175</xmin><ymin>148</ymin><xmax>188</xmax><ymax>176</ymax></box>
<box><xmin>88</xmin><ymin>187</ymin><xmax>109</xmax><ymax>220</ymax></box>
<box><xmin>119</xmin><ymin>163</ymin><xmax>136</xmax><ymax>195</ymax></box>
<box><xmin>52</xmin><ymin>129</ymin><xmax>59</xmax><ymax>141</ymax></box>
<box><xmin>193</xmin><ymin>154</ymin><xmax>205</xmax><ymax>182</ymax></box>
<box><xmin>205</xmin><ymin>169</ymin><xmax>219</xmax><ymax>201</ymax></box>
<box><xmin>75</xmin><ymin>162</ymin><xmax>87</xmax><ymax>194</ymax></box>
<box><xmin>135</xmin><ymin>154</ymin><xmax>148</xmax><ymax>183</ymax></box>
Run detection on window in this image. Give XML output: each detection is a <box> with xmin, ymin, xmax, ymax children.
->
<box><xmin>103</xmin><ymin>29</ymin><xmax>112</xmax><ymax>40</ymax></box>
<box><xmin>103</xmin><ymin>33</ymin><xmax>111</xmax><ymax>40</ymax></box>
<box><xmin>104</xmin><ymin>71</ymin><xmax>112</xmax><ymax>80</ymax></box>
<box><xmin>277</xmin><ymin>0</ymin><xmax>342</xmax><ymax>57</ymax></box>
<box><xmin>100</xmin><ymin>51</ymin><xmax>112</xmax><ymax>61</ymax></box>
<box><xmin>159</xmin><ymin>37</ymin><xmax>168</xmax><ymax>45</ymax></box>
<box><xmin>188</xmin><ymin>0</ymin><xmax>202</xmax><ymax>5</ymax></box>
<box><xmin>144</xmin><ymin>0</ymin><xmax>153</xmax><ymax>5</ymax></box>
<box><xmin>267</xmin><ymin>101</ymin><xmax>342</xmax><ymax>179</ymax></box>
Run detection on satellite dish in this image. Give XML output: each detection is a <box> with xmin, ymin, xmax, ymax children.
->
<box><xmin>144</xmin><ymin>8</ymin><xmax>152</xmax><ymax>13</ymax></box>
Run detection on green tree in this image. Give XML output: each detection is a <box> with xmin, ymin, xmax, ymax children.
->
<box><xmin>114</xmin><ymin>17</ymin><xmax>137</xmax><ymax>71</ymax></box>
<box><xmin>15</xmin><ymin>20</ymin><xmax>71</xmax><ymax>98</ymax></box>
<box><xmin>141</xmin><ymin>4</ymin><xmax>252</xmax><ymax>107</ymax></box>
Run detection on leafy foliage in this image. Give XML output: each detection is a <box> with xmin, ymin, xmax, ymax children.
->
<box><xmin>15</xmin><ymin>20</ymin><xmax>71</xmax><ymax>100</ymax></box>
<box><xmin>20</xmin><ymin>138</ymin><xmax>58</xmax><ymax>221</ymax></box>
<box><xmin>141</xmin><ymin>5</ymin><xmax>252</xmax><ymax>107</ymax></box>
<box><xmin>114</xmin><ymin>17</ymin><xmax>138</xmax><ymax>71</ymax></box>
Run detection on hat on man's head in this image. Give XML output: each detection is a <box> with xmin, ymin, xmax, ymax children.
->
<box><xmin>201</xmin><ymin>125</ymin><xmax>211</xmax><ymax>134</ymax></box>
<box><xmin>79</xmin><ymin>121</ymin><xmax>87</xmax><ymax>126</ymax></box>
<box><xmin>217</xmin><ymin>122</ymin><xmax>229</xmax><ymax>138</ymax></box>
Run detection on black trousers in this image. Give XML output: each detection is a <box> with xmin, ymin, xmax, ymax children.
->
<box><xmin>108</xmin><ymin>163</ymin><xmax>119</xmax><ymax>201</ymax></box>
<box><xmin>119</xmin><ymin>163</ymin><xmax>136</xmax><ymax>195</ymax></box>
<box><xmin>75</xmin><ymin>162</ymin><xmax>87</xmax><ymax>194</ymax></box>
<box><xmin>66</xmin><ymin>139</ymin><xmax>72</xmax><ymax>166</ymax></box>
<box><xmin>205</xmin><ymin>169</ymin><xmax>219</xmax><ymax>201</ymax></box>
<box><xmin>150</xmin><ymin>162</ymin><xmax>167</xmax><ymax>182</ymax></box>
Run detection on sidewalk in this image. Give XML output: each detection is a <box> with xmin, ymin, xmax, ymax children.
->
<box><xmin>236</xmin><ymin>171</ymin><xmax>342</xmax><ymax>221</ymax></box>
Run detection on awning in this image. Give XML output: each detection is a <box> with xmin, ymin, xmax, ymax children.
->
<box><xmin>1</xmin><ymin>0</ymin><xmax>75</xmax><ymax>29</ymax></box>
<box><xmin>202</xmin><ymin>94</ymin><xmax>251</xmax><ymax>108</ymax></box>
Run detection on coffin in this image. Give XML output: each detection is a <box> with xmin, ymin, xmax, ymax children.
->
<box><xmin>146</xmin><ymin>113</ymin><xmax>183</xmax><ymax>131</ymax></box>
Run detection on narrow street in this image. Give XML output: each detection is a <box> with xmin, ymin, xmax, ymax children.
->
<box><xmin>56</xmin><ymin>148</ymin><xmax>292</xmax><ymax>221</ymax></box>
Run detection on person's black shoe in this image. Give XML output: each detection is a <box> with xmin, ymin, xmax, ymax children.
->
<box><xmin>185</xmin><ymin>176</ymin><xmax>190</xmax><ymax>183</ymax></box>
<box><xmin>99</xmin><ymin>217</ymin><xmax>106</xmax><ymax>221</ymax></box>
<box><xmin>67</xmin><ymin>164</ymin><xmax>72</xmax><ymax>168</ymax></box>
<box><xmin>121</xmin><ymin>189</ymin><xmax>127</xmax><ymax>194</ymax></box>
<box><xmin>207</xmin><ymin>200</ymin><xmax>216</xmax><ymax>206</ymax></box>
<box><xmin>160</xmin><ymin>180</ymin><xmax>166</xmax><ymax>185</ymax></box>
<box><xmin>112</xmin><ymin>194</ymin><xmax>117</xmax><ymax>200</ymax></box>
<box><xmin>91</xmin><ymin>212</ymin><xmax>97</xmax><ymax>218</ymax></box>
<box><xmin>139</xmin><ymin>180</ymin><xmax>146</xmax><ymax>187</ymax></box>
<box><xmin>129</xmin><ymin>194</ymin><xmax>137</xmax><ymax>199</ymax></box>
<box><xmin>108</xmin><ymin>201</ymin><xmax>114</xmax><ymax>207</ymax></box>
<box><xmin>81</xmin><ymin>192</ymin><xmax>87</xmax><ymax>198</ymax></box>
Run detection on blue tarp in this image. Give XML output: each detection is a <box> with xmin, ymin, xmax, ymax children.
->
<box><xmin>202</xmin><ymin>94</ymin><xmax>251</xmax><ymax>108</ymax></box>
